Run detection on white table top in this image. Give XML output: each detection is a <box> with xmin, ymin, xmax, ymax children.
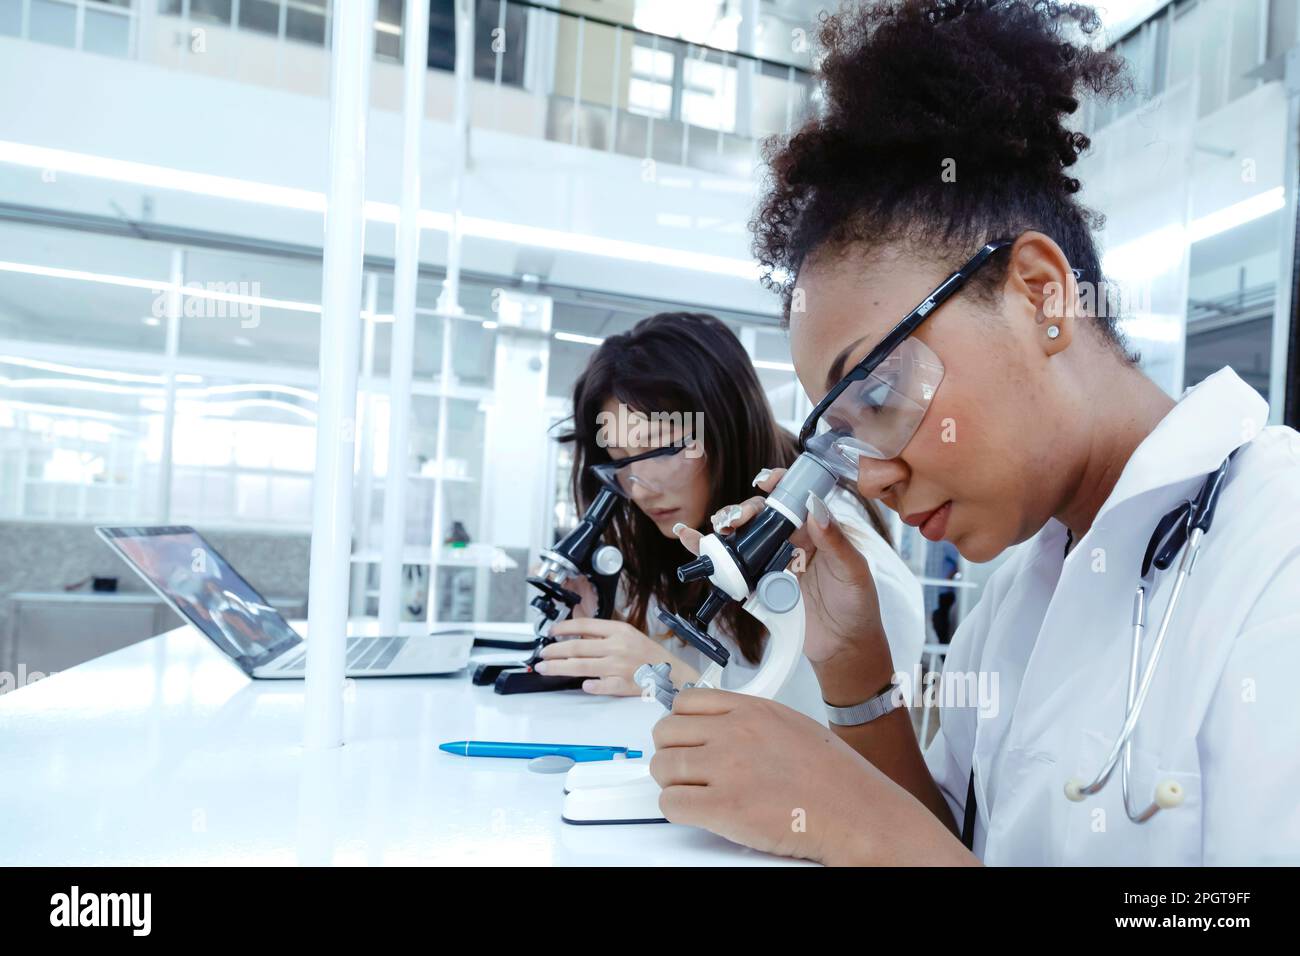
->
<box><xmin>0</xmin><ymin>622</ymin><xmax>796</xmax><ymax>866</ymax></box>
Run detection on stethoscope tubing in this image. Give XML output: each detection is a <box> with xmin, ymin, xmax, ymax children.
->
<box><xmin>1067</xmin><ymin>527</ymin><xmax>1203</xmax><ymax>819</ymax></box>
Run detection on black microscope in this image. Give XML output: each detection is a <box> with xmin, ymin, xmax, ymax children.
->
<box><xmin>472</xmin><ymin>486</ymin><xmax>624</xmax><ymax>694</ymax></box>
<box><xmin>642</xmin><ymin>453</ymin><xmax>838</xmax><ymax>707</ymax></box>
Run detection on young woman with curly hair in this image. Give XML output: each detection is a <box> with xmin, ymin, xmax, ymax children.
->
<box><xmin>653</xmin><ymin>0</ymin><xmax>1300</xmax><ymax>865</ymax></box>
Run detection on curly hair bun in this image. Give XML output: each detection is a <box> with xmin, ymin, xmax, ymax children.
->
<box><xmin>819</xmin><ymin>0</ymin><xmax>1122</xmax><ymax>191</ymax></box>
<box><xmin>753</xmin><ymin>0</ymin><xmax>1130</xmax><ymax>332</ymax></box>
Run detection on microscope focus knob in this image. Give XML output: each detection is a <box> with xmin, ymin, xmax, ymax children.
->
<box><xmin>757</xmin><ymin>571</ymin><xmax>801</xmax><ymax>614</ymax></box>
<box><xmin>676</xmin><ymin>555</ymin><xmax>715</xmax><ymax>583</ymax></box>
<box><xmin>634</xmin><ymin>662</ymin><xmax>677</xmax><ymax>711</ymax></box>
<box><xmin>592</xmin><ymin>545</ymin><xmax>623</xmax><ymax>577</ymax></box>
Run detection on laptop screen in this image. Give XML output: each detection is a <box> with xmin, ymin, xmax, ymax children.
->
<box><xmin>99</xmin><ymin>526</ymin><xmax>301</xmax><ymax>672</ymax></box>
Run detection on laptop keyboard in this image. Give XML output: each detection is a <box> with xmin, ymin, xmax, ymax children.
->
<box><xmin>277</xmin><ymin>636</ymin><xmax>409</xmax><ymax>673</ymax></box>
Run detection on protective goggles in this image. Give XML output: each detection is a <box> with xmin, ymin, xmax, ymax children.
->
<box><xmin>798</xmin><ymin>240</ymin><xmax>1012</xmax><ymax>477</ymax></box>
<box><xmin>590</xmin><ymin>440</ymin><xmax>703</xmax><ymax>497</ymax></box>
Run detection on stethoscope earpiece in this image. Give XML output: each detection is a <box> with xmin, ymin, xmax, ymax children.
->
<box><xmin>1155</xmin><ymin>780</ymin><xmax>1185</xmax><ymax>810</ymax></box>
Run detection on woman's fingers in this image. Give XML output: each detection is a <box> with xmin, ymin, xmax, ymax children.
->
<box><xmin>649</xmin><ymin>741</ymin><xmax>715</xmax><ymax>788</ymax></box>
<box><xmin>537</xmin><ymin>637</ymin><xmax>609</xmax><ymax>659</ymax></box>
<box><xmin>532</xmin><ymin>656</ymin><xmax>602</xmax><ymax>677</ymax></box>
<box><xmin>657</xmin><ymin>784</ymin><xmax>718</xmax><ymax>827</ymax></box>
<box><xmin>803</xmin><ymin>492</ymin><xmax>864</xmax><ymax>573</ymax></box>
<box><xmin>670</xmin><ymin>687</ymin><xmax>739</xmax><ymax>716</ymax></box>
<box><xmin>710</xmin><ymin>495</ymin><xmax>768</xmax><ymax>534</ymax></box>
<box><xmin>751</xmin><ymin>467</ymin><xmax>787</xmax><ymax>493</ymax></box>
<box><xmin>548</xmin><ymin>618</ymin><xmax>624</xmax><ymax>639</ymax></box>
<box><xmin>651</xmin><ymin>714</ymin><xmax>720</xmax><ymax>749</ymax></box>
<box><xmin>580</xmin><ymin>676</ymin><xmax>636</xmax><ymax>696</ymax></box>
<box><xmin>673</xmin><ymin>523</ymin><xmax>703</xmax><ymax>555</ymax></box>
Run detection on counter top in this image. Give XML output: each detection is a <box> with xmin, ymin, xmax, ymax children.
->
<box><xmin>0</xmin><ymin>623</ymin><xmax>796</xmax><ymax>866</ymax></box>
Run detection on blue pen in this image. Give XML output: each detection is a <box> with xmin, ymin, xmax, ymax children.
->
<box><xmin>439</xmin><ymin>740</ymin><xmax>643</xmax><ymax>762</ymax></box>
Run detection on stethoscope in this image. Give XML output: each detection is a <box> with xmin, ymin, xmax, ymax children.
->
<box><xmin>1064</xmin><ymin>449</ymin><xmax>1239</xmax><ymax>823</ymax></box>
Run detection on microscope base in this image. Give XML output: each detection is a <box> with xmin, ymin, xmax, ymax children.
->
<box><xmin>493</xmin><ymin>669</ymin><xmax>586</xmax><ymax>695</ymax></box>
<box><xmin>471</xmin><ymin>661</ymin><xmax>520</xmax><ymax>685</ymax></box>
<box><xmin>561</xmin><ymin>765</ymin><xmax>666</xmax><ymax>825</ymax></box>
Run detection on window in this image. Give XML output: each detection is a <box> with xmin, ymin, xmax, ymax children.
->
<box><xmin>239</xmin><ymin>0</ymin><xmax>282</xmax><ymax>37</ymax></box>
<box><xmin>628</xmin><ymin>38</ymin><xmax>675</xmax><ymax>119</ymax></box>
<box><xmin>1268</xmin><ymin>0</ymin><xmax>1299</xmax><ymax>60</ymax></box>
<box><xmin>169</xmin><ymin>375</ymin><xmax>317</xmax><ymax>527</ymax></box>
<box><xmin>0</xmin><ymin>359</ymin><xmax>165</xmax><ymax>522</ymax></box>
<box><xmin>29</xmin><ymin>0</ymin><xmax>76</xmax><ymax>48</ymax></box>
<box><xmin>682</xmin><ymin>51</ymin><xmax>738</xmax><ymax>132</ymax></box>
<box><xmin>285</xmin><ymin>0</ymin><xmax>327</xmax><ymax>45</ymax></box>
<box><xmin>84</xmin><ymin>7</ymin><xmax>132</xmax><ymax>57</ymax></box>
<box><xmin>427</xmin><ymin>0</ymin><xmax>528</xmax><ymax>87</ymax></box>
<box><xmin>189</xmin><ymin>0</ymin><xmax>233</xmax><ymax>27</ymax></box>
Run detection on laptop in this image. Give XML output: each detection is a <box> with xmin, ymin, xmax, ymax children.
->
<box><xmin>96</xmin><ymin>525</ymin><xmax>471</xmax><ymax>679</ymax></box>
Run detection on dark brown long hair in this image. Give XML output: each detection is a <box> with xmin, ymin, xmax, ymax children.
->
<box><xmin>560</xmin><ymin>311</ymin><xmax>890</xmax><ymax>664</ymax></box>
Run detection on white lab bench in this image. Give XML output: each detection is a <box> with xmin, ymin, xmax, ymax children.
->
<box><xmin>0</xmin><ymin>622</ymin><xmax>797</xmax><ymax>866</ymax></box>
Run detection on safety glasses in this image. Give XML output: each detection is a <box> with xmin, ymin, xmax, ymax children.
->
<box><xmin>590</xmin><ymin>441</ymin><xmax>703</xmax><ymax>498</ymax></box>
<box><xmin>798</xmin><ymin>240</ymin><xmax>1013</xmax><ymax>477</ymax></box>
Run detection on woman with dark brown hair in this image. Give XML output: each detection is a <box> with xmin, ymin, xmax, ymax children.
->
<box><xmin>533</xmin><ymin>311</ymin><xmax>924</xmax><ymax>717</ymax></box>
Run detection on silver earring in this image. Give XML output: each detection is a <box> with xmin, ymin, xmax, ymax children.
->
<box><xmin>1047</xmin><ymin>325</ymin><xmax>1061</xmax><ymax>340</ymax></box>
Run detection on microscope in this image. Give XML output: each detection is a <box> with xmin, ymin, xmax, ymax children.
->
<box><xmin>472</xmin><ymin>486</ymin><xmax>624</xmax><ymax>694</ymax></box>
<box><xmin>560</xmin><ymin>453</ymin><xmax>839</xmax><ymax>824</ymax></box>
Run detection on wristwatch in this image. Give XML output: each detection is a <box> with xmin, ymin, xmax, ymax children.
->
<box><xmin>824</xmin><ymin>681</ymin><xmax>902</xmax><ymax>727</ymax></box>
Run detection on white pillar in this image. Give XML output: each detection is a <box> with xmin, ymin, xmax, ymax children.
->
<box><xmin>1270</xmin><ymin>45</ymin><xmax>1299</xmax><ymax>425</ymax></box>
<box><xmin>735</xmin><ymin>0</ymin><xmax>760</xmax><ymax>139</ymax></box>
<box><xmin>438</xmin><ymin>0</ymin><xmax>474</xmax><ymax>316</ymax></box>
<box><xmin>352</xmin><ymin>273</ymin><xmax>379</xmax><ymax>618</ymax></box>
<box><xmin>159</xmin><ymin>248</ymin><xmax>183</xmax><ymax>522</ymax></box>
<box><xmin>379</xmin><ymin>0</ymin><xmax>432</xmax><ymax>634</ymax></box>
<box><xmin>304</xmin><ymin>0</ymin><xmax>376</xmax><ymax>752</ymax></box>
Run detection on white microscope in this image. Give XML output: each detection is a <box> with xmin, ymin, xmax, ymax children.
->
<box><xmin>560</xmin><ymin>452</ymin><xmax>839</xmax><ymax>825</ymax></box>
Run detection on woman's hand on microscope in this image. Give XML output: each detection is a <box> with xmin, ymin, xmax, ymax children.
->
<box><xmin>671</xmin><ymin>468</ymin><xmax>889</xmax><ymax>670</ymax></box>
<box><xmin>535</xmin><ymin>619</ymin><xmax>700</xmax><ymax>695</ymax></box>
<box><xmin>650</xmin><ymin>688</ymin><xmax>975</xmax><ymax>865</ymax></box>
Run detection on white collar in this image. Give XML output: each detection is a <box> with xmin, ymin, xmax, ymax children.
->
<box><xmin>1094</xmin><ymin>366</ymin><xmax>1266</xmax><ymax>525</ymax></box>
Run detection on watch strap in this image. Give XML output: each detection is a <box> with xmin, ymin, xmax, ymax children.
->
<box><xmin>824</xmin><ymin>681</ymin><xmax>901</xmax><ymax>727</ymax></box>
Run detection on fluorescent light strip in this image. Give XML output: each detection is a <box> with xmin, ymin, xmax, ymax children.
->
<box><xmin>0</xmin><ymin>259</ymin><xmax>323</xmax><ymax>313</ymax></box>
<box><xmin>3</xmin><ymin>399</ymin><xmax>132</xmax><ymax>422</ymax></box>
<box><xmin>752</xmin><ymin>359</ymin><xmax>795</xmax><ymax>372</ymax></box>
<box><xmin>0</xmin><ymin>259</ymin><xmax>167</xmax><ymax>293</ymax></box>
<box><xmin>0</xmin><ymin>141</ymin><xmax>764</xmax><ymax>280</ymax></box>
<box><xmin>0</xmin><ymin>141</ymin><xmax>326</xmax><ymax>212</ymax></box>
<box><xmin>175</xmin><ymin>397</ymin><xmax>318</xmax><ymax>423</ymax></box>
<box><xmin>553</xmin><ymin>331</ymin><xmax>604</xmax><ymax>346</ymax></box>
<box><xmin>1189</xmin><ymin>187</ymin><xmax>1285</xmax><ymax>244</ymax></box>
<box><xmin>462</xmin><ymin>215</ymin><xmax>764</xmax><ymax>280</ymax></box>
<box><xmin>0</xmin><ymin>375</ymin><xmax>161</xmax><ymax>396</ymax></box>
<box><xmin>191</xmin><ymin>383</ymin><xmax>318</xmax><ymax>402</ymax></box>
<box><xmin>0</xmin><ymin>355</ymin><xmax>165</xmax><ymax>384</ymax></box>
<box><xmin>1102</xmin><ymin>187</ymin><xmax>1287</xmax><ymax>280</ymax></box>
<box><xmin>182</xmin><ymin>285</ymin><xmax>320</xmax><ymax>314</ymax></box>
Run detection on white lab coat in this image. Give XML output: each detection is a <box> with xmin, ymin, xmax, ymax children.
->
<box><xmin>663</xmin><ymin>489</ymin><xmax>926</xmax><ymax>721</ymax></box>
<box><xmin>924</xmin><ymin>367</ymin><xmax>1300</xmax><ymax>865</ymax></box>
